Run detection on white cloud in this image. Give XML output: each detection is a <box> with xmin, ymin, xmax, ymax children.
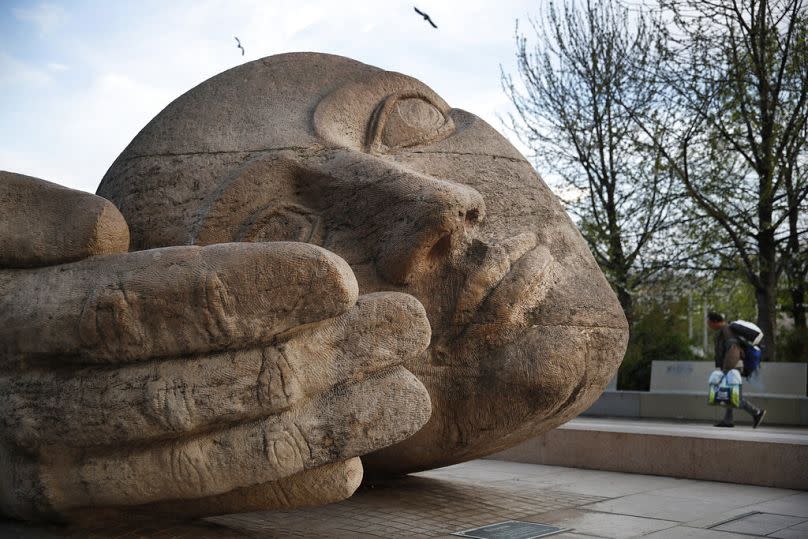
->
<box><xmin>12</xmin><ymin>3</ymin><xmax>67</xmax><ymax>35</ymax></box>
<box><xmin>1</xmin><ymin>0</ymin><xmax>539</xmax><ymax>192</ymax></box>
<box><xmin>0</xmin><ymin>147</ymin><xmax>77</xmax><ymax>190</ymax></box>
<box><xmin>0</xmin><ymin>53</ymin><xmax>52</xmax><ymax>87</ymax></box>
<box><xmin>1</xmin><ymin>67</ymin><xmax>173</xmax><ymax>193</ymax></box>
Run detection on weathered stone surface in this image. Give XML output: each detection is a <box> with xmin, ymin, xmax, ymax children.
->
<box><xmin>0</xmin><ymin>175</ymin><xmax>431</xmax><ymax>521</ymax></box>
<box><xmin>0</xmin><ymin>171</ymin><xmax>129</xmax><ymax>267</ymax></box>
<box><xmin>97</xmin><ymin>52</ymin><xmax>628</xmax><ymax>474</ymax></box>
<box><xmin>0</xmin><ymin>51</ymin><xmax>627</xmax><ymax>522</ymax></box>
<box><xmin>68</xmin><ymin>458</ymin><xmax>365</xmax><ymax>522</ymax></box>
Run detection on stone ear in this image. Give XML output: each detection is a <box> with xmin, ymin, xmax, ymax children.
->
<box><xmin>194</xmin><ymin>155</ymin><xmax>320</xmax><ymax>246</ymax></box>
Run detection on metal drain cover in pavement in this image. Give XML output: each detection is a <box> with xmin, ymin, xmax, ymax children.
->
<box><xmin>452</xmin><ymin>520</ymin><xmax>568</xmax><ymax>539</ymax></box>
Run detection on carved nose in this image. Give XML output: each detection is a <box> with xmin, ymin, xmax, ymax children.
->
<box><xmin>307</xmin><ymin>151</ymin><xmax>486</xmax><ymax>285</ymax></box>
<box><xmin>375</xmin><ymin>177</ymin><xmax>485</xmax><ymax>285</ymax></box>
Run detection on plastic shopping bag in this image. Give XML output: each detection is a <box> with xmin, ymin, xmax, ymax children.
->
<box><xmin>708</xmin><ymin>369</ymin><xmax>741</xmax><ymax>408</ymax></box>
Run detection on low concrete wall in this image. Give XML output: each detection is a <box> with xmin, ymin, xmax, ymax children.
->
<box><xmin>650</xmin><ymin>361</ymin><xmax>807</xmax><ymax>396</ymax></box>
<box><xmin>583</xmin><ymin>391</ymin><xmax>808</xmax><ymax>426</ymax></box>
<box><xmin>490</xmin><ymin>418</ymin><xmax>808</xmax><ymax>490</ymax></box>
<box><xmin>583</xmin><ymin>361</ymin><xmax>808</xmax><ymax>426</ymax></box>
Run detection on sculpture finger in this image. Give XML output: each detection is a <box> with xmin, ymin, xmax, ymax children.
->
<box><xmin>67</xmin><ymin>459</ymin><xmax>363</xmax><ymax>521</ymax></box>
<box><xmin>1</xmin><ymin>293</ymin><xmax>430</xmax><ymax>449</ymax></box>
<box><xmin>41</xmin><ymin>367</ymin><xmax>430</xmax><ymax>511</ymax></box>
<box><xmin>0</xmin><ymin>172</ymin><xmax>129</xmax><ymax>268</ymax></box>
<box><xmin>280</xmin><ymin>290</ymin><xmax>431</xmax><ymax>391</ymax></box>
<box><xmin>0</xmin><ymin>242</ymin><xmax>357</xmax><ymax>366</ymax></box>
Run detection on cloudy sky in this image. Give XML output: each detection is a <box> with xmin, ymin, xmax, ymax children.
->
<box><xmin>1</xmin><ymin>0</ymin><xmax>541</xmax><ymax>193</ymax></box>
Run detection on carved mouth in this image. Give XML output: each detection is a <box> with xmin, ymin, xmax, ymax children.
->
<box><xmin>451</xmin><ymin>232</ymin><xmax>556</xmax><ymax>345</ymax></box>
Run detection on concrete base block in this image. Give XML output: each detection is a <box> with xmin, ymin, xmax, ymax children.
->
<box><xmin>639</xmin><ymin>392</ymin><xmax>720</xmax><ymax>422</ymax></box>
<box><xmin>585</xmin><ymin>391</ymin><xmax>640</xmax><ymax>417</ymax></box>
<box><xmin>490</xmin><ymin>418</ymin><xmax>808</xmax><ymax>490</ymax></box>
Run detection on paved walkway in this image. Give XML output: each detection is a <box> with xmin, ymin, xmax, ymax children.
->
<box><xmin>3</xmin><ymin>459</ymin><xmax>806</xmax><ymax>538</ymax></box>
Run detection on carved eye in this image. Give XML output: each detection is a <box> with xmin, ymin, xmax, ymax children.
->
<box><xmin>369</xmin><ymin>94</ymin><xmax>454</xmax><ymax>152</ymax></box>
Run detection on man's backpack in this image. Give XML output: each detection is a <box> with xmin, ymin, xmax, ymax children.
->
<box><xmin>729</xmin><ymin>320</ymin><xmax>763</xmax><ymax>378</ymax></box>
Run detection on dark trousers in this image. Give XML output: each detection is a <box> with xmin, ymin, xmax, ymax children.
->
<box><xmin>722</xmin><ymin>398</ymin><xmax>761</xmax><ymax>423</ymax></box>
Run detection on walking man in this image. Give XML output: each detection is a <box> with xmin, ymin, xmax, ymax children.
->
<box><xmin>707</xmin><ymin>312</ymin><xmax>766</xmax><ymax>428</ymax></box>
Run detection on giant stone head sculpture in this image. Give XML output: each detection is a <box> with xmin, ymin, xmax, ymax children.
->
<box><xmin>98</xmin><ymin>52</ymin><xmax>628</xmax><ymax>475</ymax></box>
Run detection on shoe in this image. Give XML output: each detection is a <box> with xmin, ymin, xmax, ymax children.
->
<box><xmin>714</xmin><ymin>422</ymin><xmax>735</xmax><ymax>428</ymax></box>
<box><xmin>752</xmin><ymin>409</ymin><xmax>766</xmax><ymax>429</ymax></box>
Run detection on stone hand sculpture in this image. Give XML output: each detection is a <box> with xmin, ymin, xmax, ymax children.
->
<box><xmin>98</xmin><ymin>53</ymin><xmax>629</xmax><ymax>476</ymax></box>
<box><xmin>0</xmin><ymin>171</ymin><xmax>431</xmax><ymax>521</ymax></box>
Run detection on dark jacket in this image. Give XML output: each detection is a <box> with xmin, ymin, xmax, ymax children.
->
<box><xmin>714</xmin><ymin>325</ymin><xmax>744</xmax><ymax>372</ymax></box>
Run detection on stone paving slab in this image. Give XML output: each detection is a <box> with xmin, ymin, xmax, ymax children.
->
<box><xmin>1</xmin><ymin>459</ymin><xmax>804</xmax><ymax>538</ymax></box>
<box><xmin>518</xmin><ymin>508</ymin><xmax>678</xmax><ymax>538</ymax></box>
<box><xmin>583</xmin><ymin>492</ymin><xmax>743</xmax><ymax>522</ymax></box>
<box><xmin>753</xmin><ymin>493</ymin><xmax>808</xmax><ymax>517</ymax></box>
<box><xmin>713</xmin><ymin>512</ymin><xmax>806</xmax><ymax>535</ymax></box>
<box><xmin>209</xmin><ymin>473</ymin><xmax>604</xmax><ymax>538</ymax></box>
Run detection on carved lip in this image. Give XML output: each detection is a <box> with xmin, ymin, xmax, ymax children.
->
<box><xmin>452</xmin><ymin>232</ymin><xmax>554</xmax><ymax>331</ymax></box>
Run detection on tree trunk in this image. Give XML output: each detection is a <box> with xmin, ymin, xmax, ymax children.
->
<box><xmin>791</xmin><ymin>282</ymin><xmax>807</xmax><ymax>330</ymax></box>
<box><xmin>615</xmin><ymin>283</ymin><xmax>634</xmax><ymax>328</ymax></box>
<box><xmin>755</xmin><ymin>278</ymin><xmax>778</xmax><ymax>363</ymax></box>
<box><xmin>785</xmin><ymin>177</ymin><xmax>806</xmax><ymax>332</ymax></box>
<box><xmin>786</xmin><ymin>281</ymin><xmax>808</xmax><ymax>363</ymax></box>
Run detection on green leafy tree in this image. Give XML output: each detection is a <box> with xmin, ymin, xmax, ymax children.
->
<box><xmin>630</xmin><ymin>0</ymin><xmax>808</xmax><ymax>360</ymax></box>
<box><xmin>502</xmin><ymin>0</ymin><xmax>685</xmax><ymax>325</ymax></box>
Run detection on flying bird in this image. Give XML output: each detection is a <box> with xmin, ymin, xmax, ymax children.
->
<box><xmin>234</xmin><ymin>36</ymin><xmax>245</xmax><ymax>56</ymax></box>
<box><xmin>414</xmin><ymin>7</ymin><xmax>437</xmax><ymax>29</ymax></box>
